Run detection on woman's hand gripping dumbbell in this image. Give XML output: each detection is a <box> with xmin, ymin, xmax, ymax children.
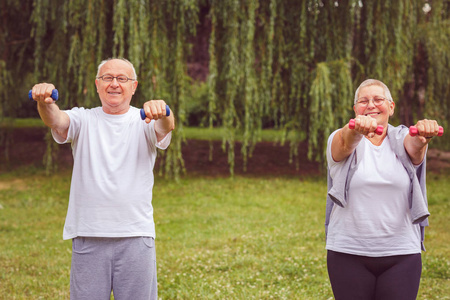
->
<box><xmin>409</xmin><ymin>124</ymin><xmax>444</xmax><ymax>139</ymax></box>
<box><xmin>348</xmin><ymin>118</ymin><xmax>384</xmax><ymax>135</ymax></box>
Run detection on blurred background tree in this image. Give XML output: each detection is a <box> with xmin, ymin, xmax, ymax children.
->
<box><xmin>1</xmin><ymin>0</ymin><xmax>449</xmax><ymax>176</ymax></box>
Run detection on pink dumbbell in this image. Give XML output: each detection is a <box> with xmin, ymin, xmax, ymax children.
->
<box><xmin>349</xmin><ymin>119</ymin><xmax>383</xmax><ymax>135</ymax></box>
<box><xmin>409</xmin><ymin>126</ymin><xmax>444</xmax><ymax>137</ymax></box>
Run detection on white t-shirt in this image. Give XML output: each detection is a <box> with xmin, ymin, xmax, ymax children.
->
<box><xmin>52</xmin><ymin>106</ymin><xmax>171</xmax><ymax>240</ymax></box>
<box><xmin>326</xmin><ymin>130</ymin><xmax>421</xmax><ymax>256</ymax></box>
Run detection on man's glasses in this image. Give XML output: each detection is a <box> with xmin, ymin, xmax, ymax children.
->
<box><xmin>97</xmin><ymin>75</ymin><xmax>135</xmax><ymax>83</ymax></box>
<box><xmin>356</xmin><ymin>97</ymin><xmax>387</xmax><ymax>107</ymax></box>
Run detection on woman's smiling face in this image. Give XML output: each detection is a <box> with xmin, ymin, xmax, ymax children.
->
<box><xmin>353</xmin><ymin>84</ymin><xmax>395</xmax><ymax>127</ymax></box>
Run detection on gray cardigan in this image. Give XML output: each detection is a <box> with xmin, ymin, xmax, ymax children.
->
<box><xmin>325</xmin><ymin>124</ymin><xmax>430</xmax><ymax>251</ymax></box>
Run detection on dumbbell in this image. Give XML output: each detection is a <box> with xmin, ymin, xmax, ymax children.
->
<box><xmin>140</xmin><ymin>105</ymin><xmax>170</xmax><ymax>120</ymax></box>
<box><xmin>409</xmin><ymin>126</ymin><xmax>444</xmax><ymax>137</ymax></box>
<box><xmin>29</xmin><ymin>89</ymin><xmax>59</xmax><ymax>101</ymax></box>
<box><xmin>348</xmin><ymin>119</ymin><xmax>383</xmax><ymax>135</ymax></box>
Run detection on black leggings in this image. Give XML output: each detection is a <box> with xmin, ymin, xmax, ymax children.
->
<box><xmin>327</xmin><ymin>250</ymin><xmax>422</xmax><ymax>300</ymax></box>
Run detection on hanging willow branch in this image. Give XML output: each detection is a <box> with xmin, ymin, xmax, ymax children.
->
<box><xmin>420</xmin><ymin>0</ymin><xmax>450</xmax><ymax>148</ymax></box>
<box><xmin>23</xmin><ymin>0</ymin><xmax>198</xmax><ymax>178</ymax></box>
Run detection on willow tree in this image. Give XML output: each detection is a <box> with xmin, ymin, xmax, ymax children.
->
<box><xmin>207</xmin><ymin>0</ymin><xmax>450</xmax><ymax>174</ymax></box>
<box><xmin>1</xmin><ymin>0</ymin><xmax>198</xmax><ymax>176</ymax></box>
<box><xmin>0</xmin><ymin>1</ymin><xmax>34</xmax><ymax>168</ymax></box>
<box><xmin>207</xmin><ymin>0</ymin><xmax>356</xmax><ymax>171</ymax></box>
<box><xmin>2</xmin><ymin>0</ymin><xmax>449</xmax><ymax>176</ymax></box>
<box><xmin>419</xmin><ymin>0</ymin><xmax>450</xmax><ymax>143</ymax></box>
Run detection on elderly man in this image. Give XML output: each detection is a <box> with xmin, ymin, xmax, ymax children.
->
<box><xmin>31</xmin><ymin>58</ymin><xmax>175</xmax><ymax>299</ymax></box>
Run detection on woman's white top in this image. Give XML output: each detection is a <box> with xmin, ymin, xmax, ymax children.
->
<box><xmin>326</xmin><ymin>131</ymin><xmax>421</xmax><ymax>257</ymax></box>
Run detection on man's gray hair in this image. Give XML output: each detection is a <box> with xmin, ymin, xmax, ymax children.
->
<box><xmin>354</xmin><ymin>79</ymin><xmax>393</xmax><ymax>104</ymax></box>
<box><xmin>96</xmin><ymin>58</ymin><xmax>137</xmax><ymax>80</ymax></box>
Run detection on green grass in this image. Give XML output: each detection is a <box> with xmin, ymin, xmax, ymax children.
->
<box><xmin>181</xmin><ymin>127</ymin><xmax>292</xmax><ymax>143</ymax></box>
<box><xmin>0</xmin><ymin>170</ymin><xmax>449</xmax><ymax>299</ymax></box>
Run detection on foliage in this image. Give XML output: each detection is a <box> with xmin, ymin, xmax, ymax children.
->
<box><xmin>207</xmin><ymin>0</ymin><xmax>450</xmax><ymax>173</ymax></box>
<box><xmin>1</xmin><ymin>0</ymin><xmax>449</xmax><ymax>176</ymax></box>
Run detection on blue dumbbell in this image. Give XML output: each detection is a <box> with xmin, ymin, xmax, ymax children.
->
<box><xmin>140</xmin><ymin>105</ymin><xmax>170</xmax><ymax>120</ymax></box>
<box><xmin>29</xmin><ymin>89</ymin><xmax>59</xmax><ymax>101</ymax></box>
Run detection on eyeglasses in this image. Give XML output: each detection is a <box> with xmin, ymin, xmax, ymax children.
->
<box><xmin>356</xmin><ymin>97</ymin><xmax>388</xmax><ymax>107</ymax></box>
<box><xmin>97</xmin><ymin>75</ymin><xmax>135</xmax><ymax>83</ymax></box>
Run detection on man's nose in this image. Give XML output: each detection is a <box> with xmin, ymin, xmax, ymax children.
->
<box><xmin>110</xmin><ymin>78</ymin><xmax>120</xmax><ymax>87</ymax></box>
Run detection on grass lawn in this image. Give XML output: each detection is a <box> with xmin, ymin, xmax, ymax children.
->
<box><xmin>0</xmin><ymin>169</ymin><xmax>449</xmax><ymax>299</ymax></box>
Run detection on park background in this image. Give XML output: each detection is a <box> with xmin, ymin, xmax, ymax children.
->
<box><xmin>1</xmin><ymin>0</ymin><xmax>449</xmax><ymax>299</ymax></box>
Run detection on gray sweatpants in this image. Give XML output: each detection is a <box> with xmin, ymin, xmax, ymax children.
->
<box><xmin>70</xmin><ymin>236</ymin><xmax>157</xmax><ymax>300</ymax></box>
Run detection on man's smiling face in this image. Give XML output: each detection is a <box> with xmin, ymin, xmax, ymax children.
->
<box><xmin>95</xmin><ymin>59</ymin><xmax>138</xmax><ymax>115</ymax></box>
<box><xmin>353</xmin><ymin>84</ymin><xmax>395</xmax><ymax>127</ymax></box>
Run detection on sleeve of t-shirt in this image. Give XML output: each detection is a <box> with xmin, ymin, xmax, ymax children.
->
<box><xmin>51</xmin><ymin>107</ymin><xmax>84</xmax><ymax>144</ymax></box>
<box><xmin>156</xmin><ymin>131</ymin><xmax>172</xmax><ymax>150</ymax></box>
<box><xmin>144</xmin><ymin>120</ymin><xmax>172</xmax><ymax>150</ymax></box>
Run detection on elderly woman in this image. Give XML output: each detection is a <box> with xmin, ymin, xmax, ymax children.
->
<box><xmin>325</xmin><ymin>79</ymin><xmax>442</xmax><ymax>299</ymax></box>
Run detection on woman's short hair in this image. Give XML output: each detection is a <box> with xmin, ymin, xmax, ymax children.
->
<box><xmin>354</xmin><ymin>79</ymin><xmax>393</xmax><ymax>104</ymax></box>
